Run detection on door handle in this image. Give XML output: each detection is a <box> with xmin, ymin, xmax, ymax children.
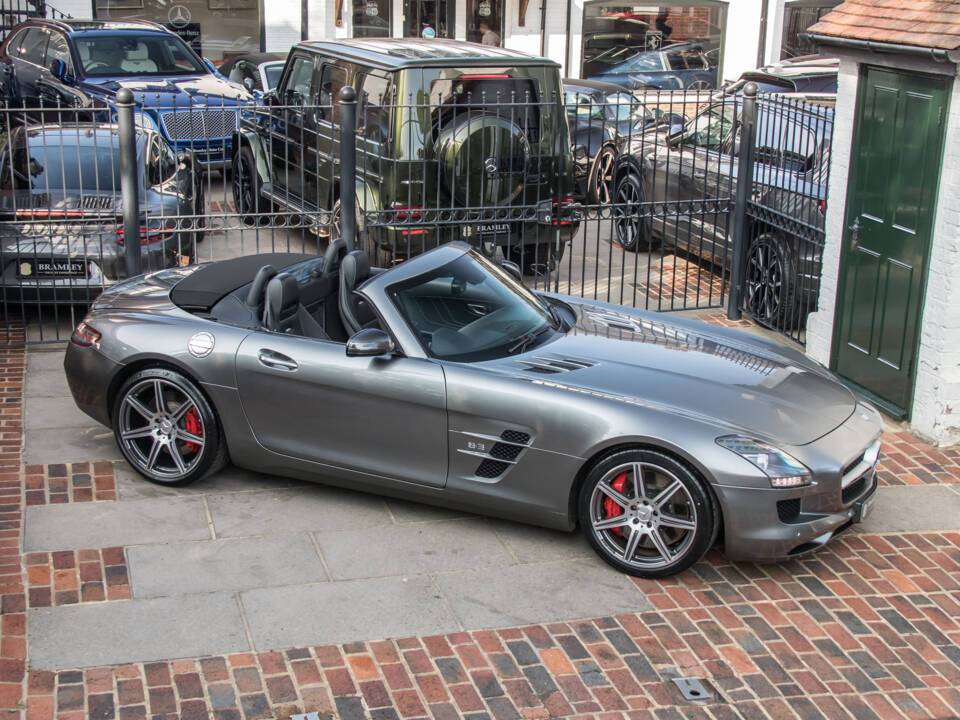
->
<box><xmin>257</xmin><ymin>349</ymin><xmax>298</xmax><ymax>371</ymax></box>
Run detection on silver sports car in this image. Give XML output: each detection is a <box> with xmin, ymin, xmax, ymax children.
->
<box><xmin>65</xmin><ymin>242</ymin><xmax>882</xmax><ymax>577</ymax></box>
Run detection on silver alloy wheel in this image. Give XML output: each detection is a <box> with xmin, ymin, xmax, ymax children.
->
<box><xmin>613</xmin><ymin>175</ymin><xmax>641</xmax><ymax>249</ymax></box>
<box><xmin>591</xmin><ymin>146</ymin><xmax>617</xmax><ymax>205</ymax></box>
<box><xmin>118</xmin><ymin>378</ymin><xmax>205</xmax><ymax>480</ymax></box>
<box><xmin>589</xmin><ymin>461</ymin><xmax>698</xmax><ymax>570</ymax></box>
<box><xmin>686</xmin><ymin>80</ymin><xmax>712</xmax><ymax>92</ymax></box>
<box><xmin>745</xmin><ymin>237</ymin><xmax>783</xmax><ymax>321</ymax></box>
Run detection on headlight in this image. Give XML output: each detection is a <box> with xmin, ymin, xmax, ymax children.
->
<box><xmin>132</xmin><ymin>111</ymin><xmax>158</xmax><ymax>131</ymax></box>
<box><xmin>717</xmin><ymin>436</ymin><xmax>812</xmax><ymax>488</ymax></box>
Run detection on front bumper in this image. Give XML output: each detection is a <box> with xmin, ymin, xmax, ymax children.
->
<box><xmin>717</xmin><ymin>406</ymin><xmax>883</xmax><ymax>562</ymax></box>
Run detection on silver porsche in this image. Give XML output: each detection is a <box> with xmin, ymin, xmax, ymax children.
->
<box><xmin>64</xmin><ymin>241</ymin><xmax>882</xmax><ymax>578</ymax></box>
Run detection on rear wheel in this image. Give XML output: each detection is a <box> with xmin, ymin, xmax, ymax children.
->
<box><xmin>744</xmin><ymin>231</ymin><xmax>797</xmax><ymax>326</ymax></box>
<box><xmin>233</xmin><ymin>144</ymin><xmax>272</xmax><ymax>225</ymax></box>
<box><xmin>587</xmin><ymin>144</ymin><xmax>618</xmax><ymax>206</ymax></box>
<box><xmin>113</xmin><ymin>368</ymin><xmax>227</xmax><ymax>486</ymax></box>
<box><xmin>579</xmin><ymin>448</ymin><xmax>716</xmax><ymax>578</ymax></box>
<box><xmin>510</xmin><ymin>240</ymin><xmax>565</xmax><ymax>277</ymax></box>
<box><xmin>613</xmin><ymin>171</ymin><xmax>653</xmax><ymax>252</ymax></box>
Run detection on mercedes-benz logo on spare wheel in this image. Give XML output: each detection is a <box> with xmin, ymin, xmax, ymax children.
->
<box><xmin>187</xmin><ymin>331</ymin><xmax>214</xmax><ymax>358</ymax></box>
<box><xmin>484</xmin><ymin>157</ymin><xmax>498</xmax><ymax>175</ymax></box>
<box><xmin>168</xmin><ymin>5</ymin><xmax>191</xmax><ymax>27</ymax></box>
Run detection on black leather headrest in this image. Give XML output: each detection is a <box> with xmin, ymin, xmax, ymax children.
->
<box><xmin>264</xmin><ymin>273</ymin><xmax>300</xmax><ymax>327</ymax></box>
<box><xmin>322</xmin><ymin>238</ymin><xmax>347</xmax><ymax>278</ymax></box>
<box><xmin>341</xmin><ymin>250</ymin><xmax>370</xmax><ymax>289</ymax></box>
<box><xmin>246</xmin><ymin>264</ymin><xmax>278</xmax><ymax>308</ymax></box>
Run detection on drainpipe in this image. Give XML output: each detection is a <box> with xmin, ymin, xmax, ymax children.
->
<box><xmin>564</xmin><ymin>0</ymin><xmax>573</xmax><ymax>77</ymax></box>
<box><xmin>805</xmin><ymin>33</ymin><xmax>958</xmax><ymax>63</ymax></box>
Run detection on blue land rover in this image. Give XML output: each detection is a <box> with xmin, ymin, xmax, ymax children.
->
<box><xmin>0</xmin><ymin>19</ymin><xmax>251</xmax><ymax>168</ymax></box>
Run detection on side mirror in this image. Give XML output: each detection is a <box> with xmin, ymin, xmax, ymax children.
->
<box><xmin>500</xmin><ymin>260</ymin><xmax>523</xmax><ymax>283</ymax></box>
<box><xmin>346</xmin><ymin>328</ymin><xmax>394</xmax><ymax>357</ymax></box>
<box><xmin>49</xmin><ymin>59</ymin><xmax>68</xmax><ymax>82</ymax></box>
<box><xmin>202</xmin><ymin>57</ymin><xmax>217</xmax><ymax>74</ymax></box>
<box><xmin>242</xmin><ymin>77</ymin><xmax>255</xmax><ymax>92</ymax></box>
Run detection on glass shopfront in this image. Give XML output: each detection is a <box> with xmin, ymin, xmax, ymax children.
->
<box><xmin>401</xmin><ymin>0</ymin><xmax>455</xmax><ymax>39</ymax></box>
<box><xmin>780</xmin><ymin>0</ymin><xmax>841</xmax><ymax>59</ymax></box>
<box><xmin>466</xmin><ymin>0</ymin><xmax>502</xmax><ymax>46</ymax></box>
<box><xmin>581</xmin><ymin>1</ymin><xmax>726</xmax><ymax>87</ymax></box>
<box><xmin>354</xmin><ymin>0</ymin><xmax>392</xmax><ymax>37</ymax></box>
<box><xmin>94</xmin><ymin>0</ymin><xmax>261</xmax><ymax>63</ymax></box>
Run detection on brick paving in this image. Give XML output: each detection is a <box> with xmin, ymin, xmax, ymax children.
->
<box><xmin>2</xmin><ymin>335</ymin><xmax>960</xmax><ymax>718</ymax></box>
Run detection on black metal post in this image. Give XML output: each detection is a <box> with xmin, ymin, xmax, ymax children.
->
<box><xmin>338</xmin><ymin>85</ymin><xmax>357</xmax><ymax>252</ymax></box>
<box><xmin>727</xmin><ymin>82</ymin><xmax>758</xmax><ymax>321</ymax></box>
<box><xmin>116</xmin><ymin>88</ymin><xmax>141</xmax><ymax>278</ymax></box>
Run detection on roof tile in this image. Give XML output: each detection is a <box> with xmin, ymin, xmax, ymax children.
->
<box><xmin>809</xmin><ymin>0</ymin><xmax>960</xmax><ymax>50</ymax></box>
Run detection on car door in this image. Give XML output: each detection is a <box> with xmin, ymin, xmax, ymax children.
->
<box><xmin>9</xmin><ymin>27</ymin><xmax>49</xmax><ymax>107</ymax></box>
<box><xmin>37</xmin><ymin>30</ymin><xmax>82</xmax><ymax>109</ymax></box>
<box><xmin>271</xmin><ymin>52</ymin><xmax>317</xmax><ymax>204</ymax></box>
<box><xmin>234</xmin><ymin>331</ymin><xmax>448</xmax><ymax>487</ymax></box>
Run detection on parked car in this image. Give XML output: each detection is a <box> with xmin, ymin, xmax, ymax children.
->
<box><xmin>64</xmin><ymin>242</ymin><xmax>882</xmax><ymax>578</ymax></box>
<box><xmin>582</xmin><ymin>42</ymin><xmax>717</xmax><ymax>91</ymax></box>
<box><xmin>0</xmin><ymin>19</ymin><xmax>251</xmax><ymax>169</ymax></box>
<box><xmin>0</xmin><ymin>123</ymin><xmax>203</xmax><ymax>304</ymax></box>
<box><xmin>722</xmin><ymin>55</ymin><xmax>838</xmax><ymax>95</ymax></box>
<box><xmin>611</xmin><ymin>95</ymin><xmax>832</xmax><ymax>326</ymax></box>
<box><xmin>563</xmin><ymin>78</ymin><xmax>684</xmax><ymax>204</ymax></box>
<box><xmin>218</xmin><ymin>52</ymin><xmax>286</xmax><ymax>99</ymax></box>
<box><xmin>232</xmin><ymin>38</ymin><xmax>580</xmax><ymax>272</ymax></box>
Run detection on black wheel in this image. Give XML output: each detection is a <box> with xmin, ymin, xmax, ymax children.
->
<box><xmin>232</xmin><ymin>144</ymin><xmax>271</xmax><ymax>225</ymax></box>
<box><xmin>685</xmin><ymin>78</ymin><xmax>713</xmax><ymax>91</ymax></box>
<box><xmin>745</xmin><ymin>232</ymin><xmax>797</xmax><ymax>326</ymax></box>
<box><xmin>113</xmin><ymin>368</ymin><xmax>228</xmax><ymax>486</ymax></box>
<box><xmin>612</xmin><ymin>171</ymin><xmax>652</xmax><ymax>252</ymax></box>
<box><xmin>587</xmin><ymin>144</ymin><xmax>618</xmax><ymax>206</ymax></box>
<box><xmin>579</xmin><ymin>448</ymin><xmax>717</xmax><ymax>578</ymax></box>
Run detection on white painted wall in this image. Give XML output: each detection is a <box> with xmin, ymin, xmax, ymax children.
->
<box><xmin>47</xmin><ymin>0</ymin><xmax>91</xmax><ymax>18</ymax></box>
<box><xmin>265</xmin><ymin>3</ymin><xmax>301</xmax><ymax>52</ymax></box>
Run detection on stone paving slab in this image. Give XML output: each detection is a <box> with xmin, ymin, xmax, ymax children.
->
<box><xmin>207</xmin><ymin>487</ymin><xmax>393</xmax><ymax>538</ymax></box>
<box><xmin>241</xmin><ymin>576</ymin><xmax>461</xmax><ymax>650</ymax></box>
<box><xmin>857</xmin><ymin>485</ymin><xmax>960</xmax><ymax>533</ymax></box>
<box><xmin>434</xmin><ymin>560</ymin><xmax>651</xmax><ymax>629</ymax></box>
<box><xmin>383</xmin><ymin>497</ymin><xmax>471</xmax><ymax>524</ymax></box>
<box><xmin>314</xmin><ymin>518</ymin><xmax>513</xmax><ymax>581</ymax></box>
<box><xmin>23</xmin><ymin>496</ymin><xmax>211</xmax><ymax>551</ymax></box>
<box><xmin>490</xmin><ymin>519</ymin><xmax>597</xmax><ymax>564</ymax></box>
<box><xmin>127</xmin><ymin>535</ymin><xmax>328</xmax><ymax>599</ymax></box>
<box><xmin>24</xmin><ymin>394</ymin><xmax>93</xmax><ymax>432</ymax></box>
<box><xmin>28</xmin><ymin>593</ymin><xmax>248</xmax><ymax>670</ymax></box>
<box><xmin>24</xmin><ymin>425</ymin><xmax>124</xmax><ymax>466</ymax></box>
<box><xmin>114</xmin><ymin>461</ymin><xmax>298</xmax><ymax>501</ymax></box>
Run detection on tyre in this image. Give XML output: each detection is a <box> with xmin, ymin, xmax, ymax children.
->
<box><xmin>232</xmin><ymin>144</ymin><xmax>271</xmax><ymax>225</ymax></box>
<box><xmin>744</xmin><ymin>231</ymin><xmax>798</xmax><ymax>327</ymax></box>
<box><xmin>612</xmin><ymin>170</ymin><xmax>653</xmax><ymax>252</ymax></box>
<box><xmin>579</xmin><ymin>448</ymin><xmax>717</xmax><ymax>578</ymax></box>
<box><xmin>587</xmin><ymin>144</ymin><xmax>618</xmax><ymax>206</ymax></box>
<box><xmin>113</xmin><ymin>368</ymin><xmax>228</xmax><ymax>486</ymax></box>
<box><xmin>685</xmin><ymin>78</ymin><xmax>713</xmax><ymax>91</ymax></box>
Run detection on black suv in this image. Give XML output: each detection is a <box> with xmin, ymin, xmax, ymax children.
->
<box><xmin>231</xmin><ymin>39</ymin><xmax>579</xmax><ymax>269</ymax></box>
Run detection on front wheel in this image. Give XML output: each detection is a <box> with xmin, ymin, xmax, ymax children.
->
<box><xmin>113</xmin><ymin>368</ymin><xmax>228</xmax><ymax>486</ymax></box>
<box><xmin>744</xmin><ymin>231</ymin><xmax>797</xmax><ymax>327</ymax></box>
<box><xmin>579</xmin><ymin>449</ymin><xmax>717</xmax><ymax>578</ymax></box>
<box><xmin>587</xmin><ymin>144</ymin><xmax>618</xmax><ymax>206</ymax></box>
<box><xmin>612</xmin><ymin>171</ymin><xmax>653</xmax><ymax>252</ymax></box>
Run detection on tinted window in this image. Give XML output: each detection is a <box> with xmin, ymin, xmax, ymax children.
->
<box><xmin>683</xmin><ymin>105</ymin><xmax>735</xmax><ymax>151</ymax></box>
<box><xmin>626</xmin><ymin>52</ymin><xmax>663</xmax><ymax>71</ymax></box>
<box><xmin>5</xmin><ymin>29</ymin><xmax>29</xmax><ymax>59</ymax></box>
<box><xmin>75</xmin><ymin>34</ymin><xmax>206</xmax><ymax>76</ymax></box>
<box><xmin>565</xmin><ymin>90</ymin><xmax>603</xmax><ymax>120</ymax></box>
<box><xmin>21</xmin><ymin>28</ymin><xmax>49</xmax><ymax>66</ymax></box>
<box><xmin>283</xmin><ymin>55</ymin><xmax>314</xmax><ymax>106</ymax></box>
<box><xmin>146</xmin><ymin>135</ymin><xmax>178</xmax><ymax>186</ymax></box>
<box><xmin>316</xmin><ymin>63</ymin><xmax>347</xmax><ymax>121</ymax></box>
<box><xmin>358</xmin><ymin>71</ymin><xmax>392</xmax><ymax>140</ymax></box>
<box><xmin>7</xmin><ymin>137</ymin><xmax>122</xmax><ymax>191</ymax></box>
<box><xmin>46</xmin><ymin>32</ymin><xmax>73</xmax><ymax>75</ymax></box>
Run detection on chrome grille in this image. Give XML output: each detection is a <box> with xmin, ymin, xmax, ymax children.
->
<box><xmin>160</xmin><ymin>109</ymin><xmax>238</xmax><ymax>140</ymax></box>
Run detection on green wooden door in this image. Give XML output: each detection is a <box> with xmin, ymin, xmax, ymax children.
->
<box><xmin>832</xmin><ymin>66</ymin><xmax>949</xmax><ymax>417</ymax></box>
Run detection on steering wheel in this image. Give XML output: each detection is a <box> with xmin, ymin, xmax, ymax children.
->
<box><xmin>85</xmin><ymin>62</ymin><xmax>111</xmax><ymax>72</ymax></box>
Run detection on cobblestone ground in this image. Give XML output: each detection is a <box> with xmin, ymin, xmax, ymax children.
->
<box><xmin>2</xmin><ymin>317</ymin><xmax>959</xmax><ymax>720</ymax></box>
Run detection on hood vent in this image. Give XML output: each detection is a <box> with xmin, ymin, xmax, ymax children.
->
<box><xmin>519</xmin><ymin>356</ymin><xmax>595</xmax><ymax>374</ymax></box>
<box><xmin>79</xmin><ymin>195</ymin><xmax>116</xmax><ymax>210</ymax></box>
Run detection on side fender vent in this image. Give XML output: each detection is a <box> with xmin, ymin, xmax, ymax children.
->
<box><xmin>519</xmin><ymin>356</ymin><xmax>595</xmax><ymax>374</ymax></box>
<box><xmin>500</xmin><ymin>429</ymin><xmax>530</xmax><ymax>445</ymax></box>
<box><xmin>476</xmin><ymin>459</ymin><xmax>510</xmax><ymax>478</ymax></box>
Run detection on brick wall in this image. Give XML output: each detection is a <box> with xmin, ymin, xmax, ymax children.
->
<box><xmin>806</xmin><ymin>51</ymin><xmax>960</xmax><ymax>446</ymax></box>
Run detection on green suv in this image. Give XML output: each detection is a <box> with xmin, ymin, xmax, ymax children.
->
<box><xmin>231</xmin><ymin>38</ymin><xmax>579</xmax><ymax>269</ymax></box>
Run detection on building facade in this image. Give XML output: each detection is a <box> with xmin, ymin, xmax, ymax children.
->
<box><xmin>51</xmin><ymin>0</ymin><xmax>841</xmax><ymax>80</ymax></box>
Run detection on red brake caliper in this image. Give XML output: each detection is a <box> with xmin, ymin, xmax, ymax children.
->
<box><xmin>603</xmin><ymin>472</ymin><xmax>628</xmax><ymax>537</ymax></box>
<box><xmin>184</xmin><ymin>407</ymin><xmax>202</xmax><ymax>453</ymax></box>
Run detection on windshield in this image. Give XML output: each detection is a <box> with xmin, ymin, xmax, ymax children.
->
<box><xmin>604</xmin><ymin>92</ymin><xmax>650</xmax><ymax>124</ymax></box>
<box><xmin>388</xmin><ymin>251</ymin><xmax>557</xmax><ymax>361</ymax></box>
<box><xmin>264</xmin><ymin>63</ymin><xmax>284</xmax><ymax>90</ymax></box>
<box><xmin>2</xmin><ymin>137</ymin><xmax>122</xmax><ymax>191</ymax></box>
<box><xmin>76</xmin><ymin>33</ymin><xmax>206</xmax><ymax>77</ymax></box>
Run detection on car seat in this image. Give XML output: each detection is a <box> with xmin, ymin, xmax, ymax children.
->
<box><xmin>338</xmin><ymin>250</ymin><xmax>379</xmax><ymax>336</ymax></box>
<box><xmin>120</xmin><ymin>43</ymin><xmax>158</xmax><ymax>74</ymax></box>
<box><xmin>263</xmin><ymin>272</ymin><xmax>329</xmax><ymax>339</ymax></box>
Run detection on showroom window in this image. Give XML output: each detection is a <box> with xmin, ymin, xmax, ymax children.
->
<box><xmin>580</xmin><ymin>1</ymin><xmax>726</xmax><ymax>89</ymax></box>
<box><xmin>780</xmin><ymin>0</ymin><xmax>841</xmax><ymax>60</ymax></box>
<box><xmin>93</xmin><ymin>0</ymin><xmax>262</xmax><ymax>63</ymax></box>
<box><xmin>354</xmin><ymin>0</ymin><xmax>392</xmax><ymax>37</ymax></box>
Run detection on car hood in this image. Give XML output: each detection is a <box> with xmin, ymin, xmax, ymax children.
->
<box><xmin>80</xmin><ymin>74</ymin><xmax>249</xmax><ymax>107</ymax></box>
<box><xmin>483</xmin><ymin>301</ymin><xmax>856</xmax><ymax>446</ymax></box>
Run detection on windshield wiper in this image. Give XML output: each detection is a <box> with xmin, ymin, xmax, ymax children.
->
<box><xmin>508</xmin><ymin>325</ymin><xmax>550</xmax><ymax>355</ymax></box>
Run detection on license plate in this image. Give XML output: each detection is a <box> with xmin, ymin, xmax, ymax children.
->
<box><xmin>465</xmin><ymin>223</ymin><xmax>511</xmax><ymax>237</ymax></box>
<box><xmin>20</xmin><ymin>259</ymin><xmax>87</xmax><ymax>277</ymax></box>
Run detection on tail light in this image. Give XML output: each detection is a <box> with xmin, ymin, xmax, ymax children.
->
<box><xmin>16</xmin><ymin>209</ymin><xmax>91</xmax><ymax>219</ymax></box>
<box><xmin>552</xmin><ymin>197</ymin><xmax>578</xmax><ymax>226</ymax></box>
<box><xmin>70</xmin><ymin>321</ymin><xmax>101</xmax><ymax>347</ymax></box>
<box><xmin>391</xmin><ymin>204</ymin><xmax>424</xmax><ymax>222</ymax></box>
<box><xmin>117</xmin><ymin>224</ymin><xmax>175</xmax><ymax>245</ymax></box>
<box><xmin>818</xmin><ymin>199</ymin><xmax>827</xmax><ymax>215</ymax></box>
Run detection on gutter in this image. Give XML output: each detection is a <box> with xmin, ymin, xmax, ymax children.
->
<box><xmin>805</xmin><ymin>33</ymin><xmax>960</xmax><ymax>64</ymax></box>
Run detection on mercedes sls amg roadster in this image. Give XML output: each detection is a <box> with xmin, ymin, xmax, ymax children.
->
<box><xmin>64</xmin><ymin>241</ymin><xmax>883</xmax><ymax>577</ymax></box>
